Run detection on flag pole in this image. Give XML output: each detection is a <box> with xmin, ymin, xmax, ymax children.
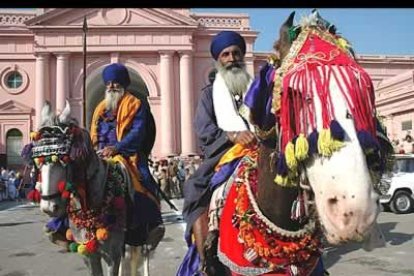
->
<box><xmin>82</xmin><ymin>16</ymin><xmax>88</xmax><ymax>128</ymax></box>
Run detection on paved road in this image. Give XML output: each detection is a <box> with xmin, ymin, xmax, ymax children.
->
<box><xmin>0</xmin><ymin>199</ymin><xmax>413</xmax><ymax>276</ymax></box>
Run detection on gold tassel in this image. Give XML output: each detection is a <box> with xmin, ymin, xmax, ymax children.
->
<box><xmin>295</xmin><ymin>134</ymin><xmax>309</xmax><ymax>161</ymax></box>
<box><xmin>285</xmin><ymin>141</ymin><xmax>297</xmax><ymax>170</ymax></box>
<box><xmin>318</xmin><ymin>128</ymin><xmax>333</xmax><ymax>156</ymax></box>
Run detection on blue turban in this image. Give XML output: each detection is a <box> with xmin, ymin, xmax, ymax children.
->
<box><xmin>102</xmin><ymin>63</ymin><xmax>130</xmax><ymax>89</ymax></box>
<box><xmin>210</xmin><ymin>31</ymin><xmax>246</xmax><ymax>60</ymax></box>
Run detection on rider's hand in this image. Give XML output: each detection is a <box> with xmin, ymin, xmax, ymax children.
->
<box><xmin>101</xmin><ymin>146</ymin><xmax>118</xmax><ymax>158</ymax></box>
<box><xmin>227</xmin><ymin>130</ymin><xmax>257</xmax><ymax>147</ymax></box>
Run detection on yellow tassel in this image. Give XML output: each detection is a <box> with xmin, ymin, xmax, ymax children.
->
<box><xmin>285</xmin><ymin>141</ymin><xmax>297</xmax><ymax>170</ymax></box>
<box><xmin>274</xmin><ymin>174</ymin><xmax>287</xmax><ymax>186</ymax></box>
<box><xmin>318</xmin><ymin>129</ymin><xmax>333</xmax><ymax>156</ymax></box>
<box><xmin>295</xmin><ymin>134</ymin><xmax>309</xmax><ymax>161</ymax></box>
<box><xmin>34</xmin><ymin>158</ymin><xmax>40</xmax><ymax>167</ymax></box>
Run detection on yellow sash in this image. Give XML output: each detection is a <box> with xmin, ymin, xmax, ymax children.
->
<box><xmin>214</xmin><ymin>143</ymin><xmax>250</xmax><ymax>172</ymax></box>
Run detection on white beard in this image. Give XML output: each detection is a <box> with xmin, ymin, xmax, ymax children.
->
<box><xmin>105</xmin><ymin>88</ymin><xmax>125</xmax><ymax>111</ymax></box>
<box><xmin>216</xmin><ymin>62</ymin><xmax>252</xmax><ymax>96</ymax></box>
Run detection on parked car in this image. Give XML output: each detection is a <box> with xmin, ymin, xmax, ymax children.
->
<box><xmin>378</xmin><ymin>154</ymin><xmax>414</xmax><ymax>214</ymax></box>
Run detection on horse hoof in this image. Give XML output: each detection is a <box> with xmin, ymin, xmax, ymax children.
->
<box><xmin>146</xmin><ymin>224</ymin><xmax>165</xmax><ymax>251</ymax></box>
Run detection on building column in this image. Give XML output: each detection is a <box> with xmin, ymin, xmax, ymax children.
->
<box><xmin>159</xmin><ymin>51</ymin><xmax>176</xmax><ymax>157</ymax></box>
<box><xmin>55</xmin><ymin>53</ymin><xmax>70</xmax><ymax>113</ymax></box>
<box><xmin>179</xmin><ymin>51</ymin><xmax>197</xmax><ymax>156</ymax></box>
<box><xmin>35</xmin><ymin>53</ymin><xmax>50</xmax><ymax>129</ymax></box>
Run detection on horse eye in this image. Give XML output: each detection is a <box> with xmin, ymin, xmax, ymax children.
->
<box><xmin>346</xmin><ymin>110</ymin><xmax>353</xmax><ymax>119</ymax></box>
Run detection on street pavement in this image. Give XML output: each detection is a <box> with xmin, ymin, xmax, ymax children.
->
<box><xmin>0</xmin><ymin>198</ymin><xmax>413</xmax><ymax>276</ymax></box>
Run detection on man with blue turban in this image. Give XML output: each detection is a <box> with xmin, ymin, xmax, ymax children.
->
<box><xmin>178</xmin><ymin>31</ymin><xmax>257</xmax><ymax>275</ymax></box>
<box><xmin>90</xmin><ymin>63</ymin><xmax>164</xmax><ymax>257</ymax></box>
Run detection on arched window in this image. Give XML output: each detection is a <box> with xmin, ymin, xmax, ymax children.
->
<box><xmin>6</xmin><ymin>129</ymin><xmax>23</xmax><ymax>166</ymax></box>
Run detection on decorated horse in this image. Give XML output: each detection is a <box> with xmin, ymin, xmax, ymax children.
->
<box><xmin>21</xmin><ymin>101</ymin><xmax>163</xmax><ymax>276</ymax></box>
<box><xmin>185</xmin><ymin>10</ymin><xmax>391</xmax><ymax>276</ymax></box>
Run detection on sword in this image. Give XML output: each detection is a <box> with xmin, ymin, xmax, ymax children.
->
<box><xmin>82</xmin><ymin>16</ymin><xmax>88</xmax><ymax>128</ymax></box>
<box><xmin>154</xmin><ymin>181</ymin><xmax>178</xmax><ymax>211</ymax></box>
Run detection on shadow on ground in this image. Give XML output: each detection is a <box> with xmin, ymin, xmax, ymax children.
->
<box><xmin>324</xmin><ymin>220</ymin><xmax>414</xmax><ymax>269</ymax></box>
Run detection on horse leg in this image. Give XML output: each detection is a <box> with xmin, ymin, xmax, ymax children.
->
<box><xmin>119</xmin><ymin>245</ymin><xmax>143</xmax><ymax>276</ymax></box>
<box><xmin>83</xmin><ymin>255</ymin><xmax>104</xmax><ymax>276</ymax></box>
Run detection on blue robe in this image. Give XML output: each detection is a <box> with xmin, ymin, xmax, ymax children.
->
<box><xmin>97</xmin><ymin>101</ymin><xmax>162</xmax><ymax>246</ymax></box>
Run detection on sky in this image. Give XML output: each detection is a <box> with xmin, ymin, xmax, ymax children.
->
<box><xmin>192</xmin><ymin>8</ymin><xmax>414</xmax><ymax>56</ymax></box>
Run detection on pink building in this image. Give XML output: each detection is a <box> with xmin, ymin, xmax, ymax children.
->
<box><xmin>0</xmin><ymin>8</ymin><xmax>413</xmax><ymax>167</ymax></box>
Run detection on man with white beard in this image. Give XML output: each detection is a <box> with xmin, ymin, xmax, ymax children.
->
<box><xmin>179</xmin><ymin>31</ymin><xmax>257</xmax><ymax>276</ymax></box>
<box><xmin>90</xmin><ymin>63</ymin><xmax>164</xmax><ymax>250</ymax></box>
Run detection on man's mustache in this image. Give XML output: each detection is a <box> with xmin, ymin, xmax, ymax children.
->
<box><xmin>225</xmin><ymin>62</ymin><xmax>243</xmax><ymax>69</ymax></box>
<box><xmin>106</xmin><ymin>88</ymin><xmax>122</xmax><ymax>93</ymax></box>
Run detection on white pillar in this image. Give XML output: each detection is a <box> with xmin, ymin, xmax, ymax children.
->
<box><xmin>159</xmin><ymin>51</ymin><xmax>176</xmax><ymax>157</ymax></box>
<box><xmin>55</xmin><ymin>53</ymin><xmax>70</xmax><ymax>113</ymax></box>
<box><xmin>35</xmin><ymin>53</ymin><xmax>50</xmax><ymax>129</ymax></box>
<box><xmin>179</xmin><ymin>51</ymin><xmax>197</xmax><ymax>156</ymax></box>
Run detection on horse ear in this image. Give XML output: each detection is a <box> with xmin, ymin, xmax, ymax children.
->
<box><xmin>281</xmin><ymin>11</ymin><xmax>295</xmax><ymax>30</ymax></box>
<box><xmin>40</xmin><ymin>101</ymin><xmax>53</xmax><ymax>126</ymax></box>
<box><xmin>58</xmin><ymin>100</ymin><xmax>71</xmax><ymax>124</ymax></box>
<box><xmin>276</xmin><ymin>11</ymin><xmax>296</xmax><ymax>60</ymax></box>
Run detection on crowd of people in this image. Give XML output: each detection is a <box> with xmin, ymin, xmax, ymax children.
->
<box><xmin>0</xmin><ymin>166</ymin><xmax>29</xmax><ymax>202</ymax></box>
<box><xmin>148</xmin><ymin>156</ymin><xmax>201</xmax><ymax>200</ymax></box>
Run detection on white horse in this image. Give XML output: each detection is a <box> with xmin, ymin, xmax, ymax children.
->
<box><xmin>209</xmin><ymin>11</ymin><xmax>387</xmax><ymax>276</ymax></box>
<box><xmin>27</xmin><ymin>101</ymin><xmax>161</xmax><ymax>276</ymax></box>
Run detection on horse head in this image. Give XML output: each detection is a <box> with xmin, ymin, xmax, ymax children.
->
<box><xmin>25</xmin><ymin>101</ymin><xmax>101</xmax><ymax>217</ymax></box>
<box><xmin>269</xmin><ymin>10</ymin><xmax>383</xmax><ymax>245</ymax></box>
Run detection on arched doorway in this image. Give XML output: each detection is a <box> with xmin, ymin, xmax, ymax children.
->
<box><xmin>6</xmin><ymin>128</ymin><xmax>23</xmax><ymax>167</ymax></box>
<box><xmin>85</xmin><ymin>66</ymin><xmax>150</xmax><ymax>130</ymax></box>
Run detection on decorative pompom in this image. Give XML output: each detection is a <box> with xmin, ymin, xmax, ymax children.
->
<box><xmin>57</xmin><ymin>181</ymin><xmax>66</xmax><ymax>193</ymax></box>
<box><xmin>330</xmin><ymin>120</ymin><xmax>345</xmax><ymax>141</ymax></box>
<box><xmin>285</xmin><ymin>142</ymin><xmax>297</xmax><ymax>170</ymax></box>
<box><xmin>69</xmin><ymin>242</ymin><xmax>79</xmax><ymax>253</ymax></box>
<box><xmin>113</xmin><ymin>196</ymin><xmax>125</xmax><ymax>210</ymax></box>
<box><xmin>307</xmin><ymin>129</ymin><xmax>319</xmax><ymax>155</ymax></box>
<box><xmin>27</xmin><ymin>189</ymin><xmax>41</xmax><ymax>203</ymax></box>
<box><xmin>62</xmin><ymin>155</ymin><xmax>70</xmax><ymax>163</ymax></box>
<box><xmin>96</xmin><ymin>228</ymin><xmax>109</xmax><ymax>241</ymax></box>
<box><xmin>85</xmin><ymin>239</ymin><xmax>99</xmax><ymax>254</ymax></box>
<box><xmin>77</xmin><ymin>244</ymin><xmax>88</xmax><ymax>255</ymax></box>
<box><xmin>38</xmin><ymin>156</ymin><xmax>45</xmax><ymax>165</ymax></box>
<box><xmin>357</xmin><ymin>130</ymin><xmax>379</xmax><ymax>152</ymax></box>
<box><xmin>276</xmin><ymin>153</ymin><xmax>288</xmax><ymax>176</ymax></box>
<box><xmin>34</xmin><ymin>158</ymin><xmax>40</xmax><ymax>167</ymax></box>
<box><xmin>318</xmin><ymin>129</ymin><xmax>333</xmax><ymax>156</ymax></box>
<box><xmin>51</xmin><ymin>155</ymin><xmax>59</xmax><ymax>163</ymax></box>
<box><xmin>295</xmin><ymin>134</ymin><xmax>309</xmax><ymax>161</ymax></box>
<box><xmin>66</xmin><ymin>229</ymin><xmax>74</xmax><ymax>241</ymax></box>
<box><xmin>61</xmin><ymin>190</ymin><xmax>71</xmax><ymax>199</ymax></box>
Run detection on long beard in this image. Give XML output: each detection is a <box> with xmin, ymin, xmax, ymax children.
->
<box><xmin>105</xmin><ymin>88</ymin><xmax>125</xmax><ymax>111</ymax></box>
<box><xmin>216</xmin><ymin>61</ymin><xmax>252</xmax><ymax>96</ymax></box>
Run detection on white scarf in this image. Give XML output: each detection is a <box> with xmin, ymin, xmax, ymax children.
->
<box><xmin>212</xmin><ymin>72</ymin><xmax>253</xmax><ymax>132</ymax></box>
